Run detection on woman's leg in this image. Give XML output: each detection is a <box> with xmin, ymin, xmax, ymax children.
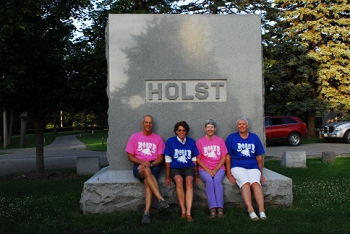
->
<box><xmin>185</xmin><ymin>176</ymin><xmax>194</xmax><ymax>215</ymax></box>
<box><xmin>213</xmin><ymin>169</ymin><xmax>225</xmax><ymax>208</ymax></box>
<box><xmin>240</xmin><ymin>182</ymin><xmax>254</xmax><ymax>214</ymax></box>
<box><xmin>199</xmin><ymin>170</ymin><xmax>216</xmax><ymax>209</ymax></box>
<box><xmin>173</xmin><ymin>175</ymin><xmax>186</xmax><ymax>214</ymax></box>
<box><xmin>251</xmin><ymin>182</ymin><xmax>265</xmax><ymax>213</ymax></box>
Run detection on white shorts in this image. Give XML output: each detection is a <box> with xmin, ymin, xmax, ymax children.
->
<box><xmin>230</xmin><ymin>167</ymin><xmax>261</xmax><ymax>188</ymax></box>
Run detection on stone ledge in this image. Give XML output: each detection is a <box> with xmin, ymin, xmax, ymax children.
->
<box><xmin>76</xmin><ymin>156</ymin><xmax>101</xmax><ymax>175</ymax></box>
<box><xmin>80</xmin><ymin>167</ymin><xmax>293</xmax><ymax>214</ymax></box>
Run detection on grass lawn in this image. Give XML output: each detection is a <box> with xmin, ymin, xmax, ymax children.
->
<box><xmin>0</xmin><ymin>158</ymin><xmax>349</xmax><ymax>233</ymax></box>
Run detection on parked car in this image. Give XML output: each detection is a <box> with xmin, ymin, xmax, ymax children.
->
<box><xmin>321</xmin><ymin>114</ymin><xmax>350</xmax><ymax>143</ymax></box>
<box><xmin>265</xmin><ymin>116</ymin><xmax>308</xmax><ymax>146</ymax></box>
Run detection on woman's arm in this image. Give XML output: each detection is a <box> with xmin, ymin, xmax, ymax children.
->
<box><xmin>256</xmin><ymin>155</ymin><xmax>266</xmax><ymax>183</ymax></box>
<box><xmin>225</xmin><ymin>155</ymin><xmax>236</xmax><ymax>184</ymax></box>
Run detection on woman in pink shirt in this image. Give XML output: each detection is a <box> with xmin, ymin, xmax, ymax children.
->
<box><xmin>196</xmin><ymin>119</ymin><xmax>228</xmax><ymax>218</ymax></box>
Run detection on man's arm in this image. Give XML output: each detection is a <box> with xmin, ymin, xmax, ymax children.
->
<box><xmin>128</xmin><ymin>153</ymin><xmax>149</xmax><ymax>167</ymax></box>
<box><xmin>152</xmin><ymin>154</ymin><xmax>164</xmax><ymax>167</ymax></box>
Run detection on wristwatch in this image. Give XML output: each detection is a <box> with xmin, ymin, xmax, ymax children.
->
<box><xmin>149</xmin><ymin>161</ymin><xmax>154</xmax><ymax>168</ymax></box>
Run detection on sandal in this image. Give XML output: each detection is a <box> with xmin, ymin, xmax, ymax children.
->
<box><xmin>217</xmin><ymin>208</ymin><xmax>224</xmax><ymax>218</ymax></box>
<box><xmin>259</xmin><ymin>211</ymin><xmax>267</xmax><ymax>220</ymax></box>
<box><xmin>186</xmin><ymin>214</ymin><xmax>194</xmax><ymax>222</ymax></box>
<box><xmin>209</xmin><ymin>208</ymin><xmax>216</xmax><ymax>218</ymax></box>
<box><xmin>249</xmin><ymin>212</ymin><xmax>259</xmax><ymax>221</ymax></box>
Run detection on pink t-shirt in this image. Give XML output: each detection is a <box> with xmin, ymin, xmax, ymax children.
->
<box><xmin>196</xmin><ymin>135</ymin><xmax>228</xmax><ymax>171</ymax></box>
<box><xmin>125</xmin><ymin>132</ymin><xmax>165</xmax><ymax>161</ymax></box>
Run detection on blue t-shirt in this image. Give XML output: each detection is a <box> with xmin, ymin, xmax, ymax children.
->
<box><xmin>164</xmin><ymin>136</ymin><xmax>199</xmax><ymax>169</ymax></box>
<box><xmin>225</xmin><ymin>132</ymin><xmax>265</xmax><ymax>170</ymax></box>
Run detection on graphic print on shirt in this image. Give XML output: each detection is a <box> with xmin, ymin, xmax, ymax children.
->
<box><xmin>174</xmin><ymin>149</ymin><xmax>192</xmax><ymax>163</ymax></box>
<box><xmin>237</xmin><ymin>143</ymin><xmax>255</xmax><ymax>157</ymax></box>
<box><xmin>203</xmin><ymin>145</ymin><xmax>221</xmax><ymax>159</ymax></box>
<box><xmin>137</xmin><ymin>142</ymin><xmax>157</xmax><ymax>156</ymax></box>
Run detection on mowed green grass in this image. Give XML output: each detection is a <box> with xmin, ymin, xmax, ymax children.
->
<box><xmin>0</xmin><ymin>158</ymin><xmax>349</xmax><ymax>233</ymax></box>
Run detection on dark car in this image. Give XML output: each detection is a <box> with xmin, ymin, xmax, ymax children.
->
<box><xmin>265</xmin><ymin>116</ymin><xmax>308</xmax><ymax>146</ymax></box>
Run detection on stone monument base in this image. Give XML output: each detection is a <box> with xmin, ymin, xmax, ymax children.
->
<box><xmin>80</xmin><ymin>167</ymin><xmax>292</xmax><ymax>214</ymax></box>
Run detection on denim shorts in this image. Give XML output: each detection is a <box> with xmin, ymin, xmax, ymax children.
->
<box><xmin>133</xmin><ymin>164</ymin><xmax>161</xmax><ymax>182</ymax></box>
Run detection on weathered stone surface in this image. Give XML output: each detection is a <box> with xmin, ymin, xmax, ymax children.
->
<box><xmin>106</xmin><ymin>14</ymin><xmax>265</xmax><ymax>171</ymax></box>
<box><xmin>80</xmin><ymin>167</ymin><xmax>293</xmax><ymax>214</ymax></box>
<box><xmin>322</xmin><ymin>151</ymin><xmax>336</xmax><ymax>163</ymax></box>
<box><xmin>76</xmin><ymin>156</ymin><xmax>101</xmax><ymax>175</ymax></box>
<box><xmin>281</xmin><ymin>151</ymin><xmax>306</xmax><ymax>168</ymax></box>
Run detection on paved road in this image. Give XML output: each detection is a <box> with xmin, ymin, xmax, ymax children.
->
<box><xmin>1</xmin><ymin>135</ymin><xmax>349</xmax><ymax>175</ymax></box>
<box><xmin>265</xmin><ymin>142</ymin><xmax>350</xmax><ymax>158</ymax></box>
<box><xmin>0</xmin><ymin>135</ymin><xmax>108</xmax><ymax>175</ymax></box>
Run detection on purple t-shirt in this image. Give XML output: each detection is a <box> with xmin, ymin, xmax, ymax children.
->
<box><xmin>125</xmin><ymin>132</ymin><xmax>165</xmax><ymax>161</ymax></box>
<box><xmin>196</xmin><ymin>135</ymin><xmax>228</xmax><ymax>171</ymax></box>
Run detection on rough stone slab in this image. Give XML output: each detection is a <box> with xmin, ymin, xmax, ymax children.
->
<box><xmin>281</xmin><ymin>151</ymin><xmax>306</xmax><ymax>168</ymax></box>
<box><xmin>322</xmin><ymin>151</ymin><xmax>336</xmax><ymax>163</ymax></box>
<box><xmin>80</xmin><ymin>167</ymin><xmax>293</xmax><ymax>214</ymax></box>
<box><xmin>77</xmin><ymin>156</ymin><xmax>101</xmax><ymax>175</ymax></box>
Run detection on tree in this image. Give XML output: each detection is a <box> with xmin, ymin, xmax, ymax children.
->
<box><xmin>264</xmin><ymin>0</ymin><xmax>350</xmax><ymax>136</ymax></box>
<box><xmin>0</xmin><ymin>0</ymin><xmax>92</xmax><ymax>173</ymax></box>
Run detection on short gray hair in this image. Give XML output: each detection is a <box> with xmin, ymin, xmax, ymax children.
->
<box><xmin>205</xmin><ymin>119</ymin><xmax>216</xmax><ymax>127</ymax></box>
<box><xmin>236</xmin><ymin>116</ymin><xmax>249</xmax><ymax>125</ymax></box>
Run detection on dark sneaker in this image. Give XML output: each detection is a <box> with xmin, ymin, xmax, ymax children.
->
<box><xmin>158</xmin><ymin>199</ymin><xmax>169</xmax><ymax>212</ymax></box>
<box><xmin>141</xmin><ymin>212</ymin><xmax>151</xmax><ymax>224</ymax></box>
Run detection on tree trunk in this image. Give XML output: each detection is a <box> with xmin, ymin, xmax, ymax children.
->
<box><xmin>307</xmin><ymin>110</ymin><xmax>316</xmax><ymax>137</ymax></box>
<box><xmin>7</xmin><ymin>109</ymin><xmax>13</xmax><ymax>146</ymax></box>
<box><xmin>20</xmin><ymin>112</ymin><xmax>28</xmax><ymax>148</ymax></box>
<box><xmin>53</xmin><ymin>112</ymin><xmax>57</xmax><ymax>135</ymax></box>
<box><xmin>33</xmin><ymin>114</ymin><xmax>46</xmax><ymax>174</ymax></box>
<box><xmin>3</xmin><ymin>110</ymin><xmax>8</xmax><ymax>149</ymax></box>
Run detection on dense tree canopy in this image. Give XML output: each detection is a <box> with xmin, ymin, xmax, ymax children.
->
<box><xmin>264</xmin><ymin>0</ymin><xmax>350</xmax><ymax>135</ymax></box>
<box><xmin>2</xmin><ymin>0</ymin><xmax>349</xmax><ymax>174</ymax></box>
<box><xmin>0</xmin><ymin>0</ymin><xmax>92</xmax><ymax>172</ymax></box>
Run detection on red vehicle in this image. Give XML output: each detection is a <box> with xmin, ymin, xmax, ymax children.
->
<box><xmin>265</xmin><ymin>116</ymin><xmax>308</xmax><ymax>146</ymax></box>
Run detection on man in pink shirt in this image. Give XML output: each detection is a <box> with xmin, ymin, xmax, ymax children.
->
<box><xmin>126</xmin><ymin>115</ymin><xmax>169</xmax><ymax>224</ymax></box>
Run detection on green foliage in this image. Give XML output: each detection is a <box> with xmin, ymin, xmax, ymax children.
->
<box><xmin>264</xmin><ymin>0</ymin><xmax>350</xmax><ymax>116</ymax></box>
<box><xmin>0</xmin><ymin>158</ymin><xmax>350</xmax><ymax>233</ymax></box>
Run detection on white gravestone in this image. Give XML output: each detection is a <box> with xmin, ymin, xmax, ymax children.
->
<box><xmin>281</xmin><ymin>151</ymin><xmax>307</xmax><ymax>168</ymax></box>
<box><xmin>80</xmin><ymin>14</ymin><xmax>293</xmax><ymax>213</ymax></box>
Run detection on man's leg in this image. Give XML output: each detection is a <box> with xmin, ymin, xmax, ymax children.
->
<box><xmin>144</xmin><ymin>180</ymin><xmax>153</xmax><ymax>213</ymax></box>
<box><xmin>139</xmin><ymin>167</ymin><xmax>163</xmax><ymax>200</ymax></box>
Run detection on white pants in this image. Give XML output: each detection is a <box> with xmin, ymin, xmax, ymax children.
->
<box><xmin>231</xmin><ymin>167</ymin><xmax>261</xmax><ymax>188</ymax></box>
